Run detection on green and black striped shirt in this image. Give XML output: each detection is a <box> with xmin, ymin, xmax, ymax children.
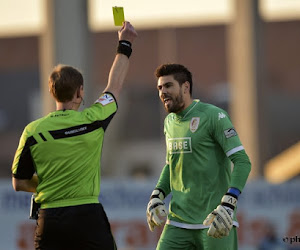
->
<box><xmin>12</xmin><ymin>92</ymin><xmax>117</xmax><ymax>209</ymax></box>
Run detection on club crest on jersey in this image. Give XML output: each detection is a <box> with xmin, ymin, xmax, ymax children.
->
<box><xmin>190</xmin><ymin>117</ymin><xmax>200</xmax><ymax>133</ymax></box>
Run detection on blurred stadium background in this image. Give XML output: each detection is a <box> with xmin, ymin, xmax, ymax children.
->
<box><xmin>0</xmin><ymin>0</ymin><xmax>299</xmax><ymax>249</ymax></box>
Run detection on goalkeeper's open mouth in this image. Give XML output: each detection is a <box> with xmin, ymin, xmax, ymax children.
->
<box><xmin>164</xmin><ymin>97</ymin><xmax>172</xmax><ymax>106</ymax></box>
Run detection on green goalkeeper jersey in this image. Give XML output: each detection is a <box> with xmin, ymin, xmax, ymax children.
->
<box><xmin>12</xmin><ymin>92</ymin><xmax>117</xmax><ymax>209</ymax></box>
<box><xmin>156</xmin><ymin>100</ymin><xmax>246</xmax><ymax>226</ymax></box>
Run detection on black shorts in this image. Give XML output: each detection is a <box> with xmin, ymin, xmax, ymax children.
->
<box><xmin>34</xmin><ymin>203</ymin><xmax>117</xmax><ymax>250</ymax></box>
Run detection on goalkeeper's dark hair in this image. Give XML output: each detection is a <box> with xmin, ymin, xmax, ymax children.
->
<box><xmin>49</xmin><ymin>64</ymin><xmax>83</xmax><ymax>102</ymax></box>
<box><xmin>155</xmin><ymin>63</ymin><xmax>193</xmax><ymax>95</ymax></box>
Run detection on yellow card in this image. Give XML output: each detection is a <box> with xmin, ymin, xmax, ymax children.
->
<box><xmin>112</xmin><ymin>6</ymin><xmax>125</xmax><ymax>26</ymax></box>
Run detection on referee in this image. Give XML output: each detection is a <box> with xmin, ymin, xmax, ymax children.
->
<box><xmin>11</xmin><ymin>21</ymin><xmax>137</xmax><ymax>250</ymax></box>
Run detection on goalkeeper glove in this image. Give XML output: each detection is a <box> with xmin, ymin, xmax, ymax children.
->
<box><xmin>146</xmin><ymin>189</ymin><xmax>167</xmax><ymax>232</ymax></box>
<box><xmin>203</xmin><ymin>193</ymin><xmax>238</xmax><ymax>238</ymax></box>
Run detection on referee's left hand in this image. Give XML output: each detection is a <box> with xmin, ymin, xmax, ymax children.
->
<box><xmin>118</xmin><ymin>21</ymin><xmax>138</xmax><ymax>44</ymax></box>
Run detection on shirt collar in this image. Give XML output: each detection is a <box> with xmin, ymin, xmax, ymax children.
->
<box><xmin>175</xmin><ymin>99</ymin><xmax>199</xmax><ymax>119</ymax></box>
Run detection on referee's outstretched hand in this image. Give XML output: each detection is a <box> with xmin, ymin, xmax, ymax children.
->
<box><xmin>118</xmin><ymin>21</ymin><xmax>138</xmax><ymax>44</ymax></box>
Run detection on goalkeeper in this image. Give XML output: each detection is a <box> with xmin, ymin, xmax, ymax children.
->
<box><xmin>146</xmin><ymin>63</ymin><xmax>251</xmax><ymax>250</ymax></box>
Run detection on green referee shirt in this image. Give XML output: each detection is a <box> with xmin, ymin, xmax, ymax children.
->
<box><xmin>12</xmin><ymin>92</ymin><xmax>117</xmax><ymax>209</ymax></box>
<box><xmin>156</xmin><ymin>100</ymin><xmax>249</xmax><ymax>225</ymax></box>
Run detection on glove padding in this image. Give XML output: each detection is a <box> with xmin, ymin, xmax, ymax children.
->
<box><xmin>146</xmin><ymin>189</ymin><xmax>167</xmax><ymax>231</ymax></box>
<box><xmin>203</xmin><ymin>193</ymin><xmax>237</xmax><ymax>238</ymax></box>
<box><xmin>203</xmin><ymin>205</ymin><xmax>233</xmax><ymax>238</ymax></box>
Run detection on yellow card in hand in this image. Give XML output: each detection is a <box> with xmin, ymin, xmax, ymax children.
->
<box><xmin>112</xmin><ymin>7</ymin><xmax>125</xmax><ymax>26</ymax></box>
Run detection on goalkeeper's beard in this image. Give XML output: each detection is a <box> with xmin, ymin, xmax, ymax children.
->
<box><xmin>163</xmin><ymin>92</ymin><xmax>185</xmax><ymax>113</ymax></box>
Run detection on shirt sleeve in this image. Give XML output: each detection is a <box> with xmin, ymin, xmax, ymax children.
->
<box><xmin>156</xmin><ymin>164</ymin><xmax>171</xmax><ymax>198</ymax></box>
<box><xmin>157</xmin><ymin>118</ymin><xmax>171</xmax><ymax>197</ymax></box>
<box><xmin>82</xmin><ymin>92</ymin><xmax>118</xmax><ymax>131</ymax></box>
<box><xmin>209</xmin><ymin>106</ymin><xmax>251</xmax><ymax>192</ymax></box>
<box><xmin>229</xmin><ymin>150</ymin><xmax>251</xmax><ymax>192</ymax></box>
<box><xmin>12</xmin><ymin>127</ymin><xmax>36</xmax><ymax>179</ymax></box>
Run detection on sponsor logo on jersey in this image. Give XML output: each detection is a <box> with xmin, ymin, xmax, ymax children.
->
<box><xmin>65</xmin><ymin>126</ymin><xmax>87</xmax><ymax>135</ymax></box>
<box><xmin>50</xmin><ymin>113</ymin><xmax>69</xmax><ymax>117</ymax></box>
<box><xmin>168</xmin><ymin>137</ymin><xmax>192</xmax><ymax>154</ymax></box>
<box><xmin>224</xmin><ymin>128</ymin><xmax>237</xmax><ymax>138</ymax></box>
<box><xmin>190</xmin><ymin>117</ymin><xmax>200</xmax><ymax>133</ymax></box>
<box><xmin>218</xmin><ymin>112</ymin><xmax>226</xmax><ymax>120</ymax></box>
<box><xmin>95</xmin><ymin>93</ymin><xmax>114</xmax><ymax>106</ymax></box>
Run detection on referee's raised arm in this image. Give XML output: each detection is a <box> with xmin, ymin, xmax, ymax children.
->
<box><xmin>104</xmin><ymin>21</ymin><xmax>138</xmax><ymax>101</ymax></box>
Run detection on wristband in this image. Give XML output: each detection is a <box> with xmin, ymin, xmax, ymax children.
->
<box><xmin>117</xmin><ymin>40</ymin><xmax>132</xmax><ymax>58</ymax></box>
<box><xmin>227</xmin><ymin>187</ymin><xmax>241</xmax><ymax>197</ymax></box>
<box><xmin>150</xmin><ymin>188</ymin><xmax>165</xmax><ymax>200</ymax></box>
<box><xmin>221</xmin><ymin>193</ymin><xmax>238</xmax><ymax>210</ymax></box>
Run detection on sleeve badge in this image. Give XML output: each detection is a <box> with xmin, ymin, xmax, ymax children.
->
<box><xmin>95</xmin><ymin>93</ymin><xmax>115</xmax><ymax>106</ymax></box>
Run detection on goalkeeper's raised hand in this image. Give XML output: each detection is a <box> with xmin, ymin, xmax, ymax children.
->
<box><xmin>146</xmin><ymin>189</ymin><xmax>167</xmax><ymax>232</ymax></box>
<box><xmin>203</xmin><ymin>193</ymin><xmax>238</xmax><ymax>238</ymax></box>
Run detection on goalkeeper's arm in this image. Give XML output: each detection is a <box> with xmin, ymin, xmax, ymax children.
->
<box><xmin>146</xmin><ymin>164</ymin><xmax>170</xmax><ymax>231</ymax></box>
<box><xmin>203</xmin><ymin>149</ymin><xmax>251</xmax><ymax>238</ymax></box>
